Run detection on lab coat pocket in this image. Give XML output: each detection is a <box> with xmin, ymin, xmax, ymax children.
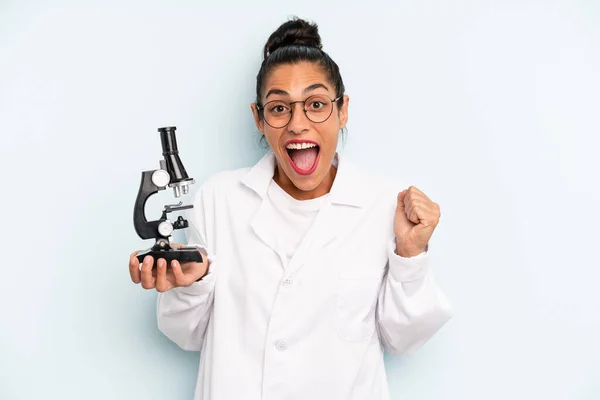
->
<box><xmin>336</xmin><ymin>270</ymin><xmax>385</xmax><ymax>342</ymax></box>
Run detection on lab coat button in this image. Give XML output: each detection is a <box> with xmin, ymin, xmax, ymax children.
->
<box><xmin>275</xmin><ymin>340</ymin><xmax>288</xmax><ymax>351</ymax></box>
<box><xmin>282</xmin><ymin>278</ymin><xmax>294</xmax><ymax>287</ymax></box>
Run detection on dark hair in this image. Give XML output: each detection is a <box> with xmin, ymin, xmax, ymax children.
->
<box><xmin>255</xmin><ymin>17</ymin><xmax>346</xmax><ymax>114</ymax></box>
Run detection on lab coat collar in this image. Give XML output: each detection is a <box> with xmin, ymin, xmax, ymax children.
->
<box><xmin>241</xmin><ymin>151</ymin><xmax>369</xmax><ymax>207</ymax></box>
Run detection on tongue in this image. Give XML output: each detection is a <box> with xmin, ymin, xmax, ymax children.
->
<box><xmin>289</xmin><ymin>147</ymin><xmax>318</xmax><ymax>171</ymax></box>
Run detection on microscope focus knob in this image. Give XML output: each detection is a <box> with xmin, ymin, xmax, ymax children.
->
<box><xmin>158</xmin><ymin>220</ymin><xmax>174</xmax><ymax>237</ymax></box>
<box><xmin>152</xmin><ymin>169</ymin><xmax>170</xmax><ymax>188</ymax></box>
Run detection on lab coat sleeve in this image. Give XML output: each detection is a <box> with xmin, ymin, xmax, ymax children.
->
<box><xmin>156</xmin><ymin>185</ymin><xmax>217</xmax><ymax>352</ymax></box>
<box><xmin>376</xmin><ymin>239</ymin><xmax>452</xmax><ymax>356</ymax></box>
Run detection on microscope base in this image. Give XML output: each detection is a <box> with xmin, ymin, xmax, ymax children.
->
<box><xmin>136</xmin><ymin>246</ymin><xmax>203</xmax><ymax>268</ymax></box>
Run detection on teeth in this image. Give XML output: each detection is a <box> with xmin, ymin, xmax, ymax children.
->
<box><xmin>286</xmin><ymin>142</ymin><xmax>317</xmax><ymax>150</ymax></box>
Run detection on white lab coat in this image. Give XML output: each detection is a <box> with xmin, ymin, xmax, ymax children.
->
<box><xmin>157</xmin><ymin>151</ymin><xmax>452</xmax><ymax>400</ymax></box>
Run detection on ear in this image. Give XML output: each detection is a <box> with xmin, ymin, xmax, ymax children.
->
<box><xmin>250</xmin><ymin>103</ymin><xmax>264</xmax><ymax>134</ymax></box>
<box><xmin>338</xmin><ymin>95</ymin><xmax>349</xmax><ymax>129</ymax></box>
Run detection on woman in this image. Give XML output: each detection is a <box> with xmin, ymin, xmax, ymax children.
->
<box><xmin>129</xmin><ymin>17</ymin><xmax>452</xmax><ymax>400</ymax></box>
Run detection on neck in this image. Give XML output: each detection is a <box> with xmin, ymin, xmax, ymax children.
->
<box><xmin>274</xmin><ymin>163</ymin><xmax>337</xmax><ymax>201</ymax></box>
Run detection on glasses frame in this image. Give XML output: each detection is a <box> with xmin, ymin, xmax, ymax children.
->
<box><xmin>257</xmin><ymin>94</ymin><xmax>343</xmax><ymax>129</ymax></box>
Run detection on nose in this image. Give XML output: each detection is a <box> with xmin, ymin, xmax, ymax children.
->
<box><xmin>287</xmin><ymin>103</ymin><xmax>310</xmax><ymax>135</ymax></box>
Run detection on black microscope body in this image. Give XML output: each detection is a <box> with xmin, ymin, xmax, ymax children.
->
<box><xmin>133</xmin><ymin>126</ymin><xmax>203</xmax><ymax>267</ymax></box>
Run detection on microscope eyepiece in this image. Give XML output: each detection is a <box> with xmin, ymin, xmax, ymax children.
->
<box><xmin>158</xmin><ymin>126</ymin><xmax>194</xmax><ymax>197</ymax></box>
<box><xmin>159</xmin><ymin>126</ymin><xmax>179</xmax><ymax>153</ymax></box>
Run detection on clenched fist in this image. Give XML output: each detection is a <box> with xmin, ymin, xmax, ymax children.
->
<box><xmin>394</xmin><ymin>186</ymin><xmax>441</xmax><ymax>258</ymax></box>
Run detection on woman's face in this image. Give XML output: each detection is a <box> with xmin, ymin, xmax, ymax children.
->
<box><xmin>252</xmin><ymin>62</ymin><xmax>349</xmax><ymax>200</ymax></box>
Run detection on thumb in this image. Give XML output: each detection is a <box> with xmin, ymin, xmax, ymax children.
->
<box><xmin>395</xmin><ymin>190</ymin><xmax>412</xmax><ymax>226</ymax></box>
<box><xmin>395</xmin><ymin>189</ymin><xmax>414</xmax><ymax>243</ymax></box>
<box><xmin>396</xmin><ymin>190</ymin><xmax>408</xmax><ymax>214</ymax></box>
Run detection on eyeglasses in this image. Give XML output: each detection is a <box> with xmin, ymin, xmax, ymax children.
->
<box><xmin>257</xmin><ymin>94</ymin><xmax>342</xmax><ymax>129</ymax></box>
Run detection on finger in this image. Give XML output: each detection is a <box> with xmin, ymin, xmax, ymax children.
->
<box><xmin>405</xmin><ymin>198</ymin><xmax>430</xmax><ymax>214</ymax></box>
<box><xmin>406</xmin><ymin>186</ymin><xmax>431</xmax><ymax>202</ymax></box>
<box><xmin>397</xmin><ymin>190</ymin><xmax>407</xmax><ymax>211</ymax></box>
<box><xmin>406</xmin><ymin>199</ymin><xmax>435</xmax><ymax>214</ymax></box>
<box><xmin>140</xmin><ymin>256</ymin><xmax>156</xmax><ymax>289</ymax></box>
<box><xmin>408</xmin><ymin>200</ymin><xmax>439</xmax><ymax>225</ymax></box>
<box><xmin>405</xmin><ymin>201</ymin><xmax>420</xmax><ymax>224</ymax></box>
<box><xmin>408</xmin><ymin>207</ymin><xmax>421</xmax><ymax>224</ymax></box>
<box><xmin>155</xmin><ymin>258</ymin><xmax>171</xmax><ymax>292</ymax></box>
<box><xmin>419</xmin><ymin>201</ymin><xmax>440</xmax><ymax>223</ymax></box>
<box><xmin>403</xmin><ymin>194</ymin><xmax>420</xmax><ymax>224</ymax></box>
<box><xmin>171</xmin><ymin>260</ymin><xmax>194</xmax><ymax>287</ymax></box>
<box><xmin>129</xmin><ymin>251</ymin><xmax>141</xmax><ymax>284</ymax></box>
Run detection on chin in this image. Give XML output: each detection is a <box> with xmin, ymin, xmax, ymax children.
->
<box><xmin>289</xmin><ymin>175</ymin><xmax>322</xmax><ymax>192</ymax></box>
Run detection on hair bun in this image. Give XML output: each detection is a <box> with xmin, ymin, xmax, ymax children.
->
<box><xmin>263</xmin><ymin>18</ymin><xmax>322</xmax><ymax>59</ymax></box>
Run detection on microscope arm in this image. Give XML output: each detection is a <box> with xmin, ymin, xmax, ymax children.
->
<box><xmin>133</xmin><ymin>170</ymin><xmax>163</xmax><ymax>240</ymax></box>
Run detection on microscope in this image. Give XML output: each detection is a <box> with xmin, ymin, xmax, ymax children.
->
<box><xmin>133</xmin><ymin>126</ymin><xmax>203</xmax><ymax>267</ymax></box>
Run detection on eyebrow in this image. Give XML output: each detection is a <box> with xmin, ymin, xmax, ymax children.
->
<box><xmin>265</xmin><ymin>83</ymin><xmax>331</xmax><ymax>99</ymax></box>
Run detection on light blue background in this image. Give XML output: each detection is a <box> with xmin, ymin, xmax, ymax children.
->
<box><xmin>1</xmin><ymin>1</ymin><xmax>599</xmax><ymax>399</ymax></box>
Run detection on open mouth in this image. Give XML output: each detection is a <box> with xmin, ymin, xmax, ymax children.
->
<box><xmin>285</xmin><ymin>140</ymin><xmax>320</xmax><ymax>176</ymax></box>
